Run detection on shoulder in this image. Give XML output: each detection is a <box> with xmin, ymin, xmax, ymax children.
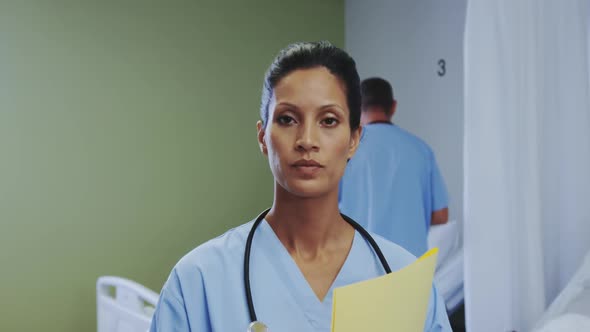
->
<box><xmin>153</xmin><ymin>220</ymin><xmax>258</xmax><ymax>331</ymax></box>
<box><xmin>370</xmin><ymin>232</ymin><xmax>418</xmax><ymax>271</ymax></box>
<box><xmin>394</xmin><ymin>126</ymin><xmax>433</xmax><ymax>151</ymax></box>
<box><xmin>363</xmin><ymin>125</ymin><xmax>432</xmax><ymax>153</ymax></box>
<box><xmin>173</xmin><ymin>220</ymin><xmax>253</xmax><ymax>279</ymax></box>
<box><xmin>159</xmin><ymin>220</ymin><xmax>255</xmax><ymax>304</ymax></box>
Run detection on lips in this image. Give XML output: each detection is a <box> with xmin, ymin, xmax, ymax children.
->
<box><xmin>292</xmin><ymin>159</ymin><xmax>323</xmax><ymax>167</ymax></box>
<box><xmin>292</xmin><ymin>159</ymin><xmax>323</xmax><ymax>177</ymax></box>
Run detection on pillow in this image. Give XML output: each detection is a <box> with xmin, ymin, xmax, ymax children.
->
<box><xmin>428</xmin><ymin>220</ymin><xmax>459</xmax><ymax>269</ymax></box>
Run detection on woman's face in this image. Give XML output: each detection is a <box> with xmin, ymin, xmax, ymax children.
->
<box><xmin>257</xmin><ymin>67</ymin><xmax>361</xmax><ymax>198</ymax></box>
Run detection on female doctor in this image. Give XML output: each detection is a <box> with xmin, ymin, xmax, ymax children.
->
<box><xmin>149</xmin><ymin>41</ymin><xmax>451</xmax><ymax>332</ymax></box>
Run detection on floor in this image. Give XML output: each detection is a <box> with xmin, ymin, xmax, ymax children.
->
<box><xmin>449</xmin><ymin>303</ymin><xmax>466</xmax><ymax>332</ymax></box>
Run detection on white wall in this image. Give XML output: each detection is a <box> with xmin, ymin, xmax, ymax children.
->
<box><xmin>345</xmin><ymin>0</ymin><xmax>467</xmax><ymax>230</ymax></box>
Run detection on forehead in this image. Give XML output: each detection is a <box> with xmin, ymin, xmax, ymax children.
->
<box><xmin>272</xmin><ymin>67</ymin><xmax>347</xmax><ymax>107</ymax></box>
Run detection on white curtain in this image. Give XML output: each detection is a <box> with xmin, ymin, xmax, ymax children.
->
<box><xmin>464</xmin><ymin>1</ymin><xmax>590</xmax><ymax>331</ymax></box>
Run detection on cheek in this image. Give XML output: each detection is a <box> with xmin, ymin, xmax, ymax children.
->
<box><xmin>267</xmin><ymin>132</ymin><xmax>288</xmax><ymax>168</ymax></box>
<box><xmin>323</xmin><ymin>133</ymin><xmax>353</xmax><ymax>179</ymax></box>
<box><xmin>336</xmin><ymin>144</ymin><xmax>351</xmax><ymax>160</ymax></box>
<box><xmin>326</xmin><ymin>132</ymin><xmax>353</xmax><ymax>158</ymax></box>
<box><xmin>266</xmin><ymin>142</ymin><xmax>279</xmax><ymax>166</ymax></box>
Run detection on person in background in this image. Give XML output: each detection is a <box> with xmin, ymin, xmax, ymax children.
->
<box><xmin>339</xmin><ymin>77</ymin><xmax>449</xmax><ymax>257</ymax></box>
<box><xmin>149</xmin><ymin>43</ymin><xmax>451</xmax><ymax>331</ymax></box>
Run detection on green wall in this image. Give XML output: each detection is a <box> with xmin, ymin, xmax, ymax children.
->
<box><xmin>0</xmin><ymin>1</ymin><xmax>343</xmax><ymax>330</ymax></box>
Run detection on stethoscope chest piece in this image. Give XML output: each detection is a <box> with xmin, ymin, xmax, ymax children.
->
<box><xmin>247</xmin><ymin>321</ymin><xmax>269</xmax><ymax>332</ymax></box>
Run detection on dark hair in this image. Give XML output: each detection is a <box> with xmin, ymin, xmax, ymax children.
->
<box><xmin>260</xmin><ymin>41</ymin><xmax>361</xmax><ymax>131</ymax></box>
<box><xmin>360</xmin><ymin>77</ymin><xmax>395</xmax><ymax>112</ymax></box>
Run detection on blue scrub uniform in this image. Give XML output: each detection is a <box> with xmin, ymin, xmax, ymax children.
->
<box><xmin>339</xmin><ymin>123</ymin><xmax>449</xmax><ymax>256</ymax></box>
<box><xmin>149</xmin><ymin>218</ymin><xmax>452</xmax><ymax>331</ymax></box>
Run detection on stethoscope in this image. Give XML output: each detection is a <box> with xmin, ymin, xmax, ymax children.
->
<box><xmin>244</xmin><ymin>208</ymin><xmax>392</xmax><ymax>332</ymax></box>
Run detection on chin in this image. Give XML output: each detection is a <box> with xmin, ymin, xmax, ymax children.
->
<box><xmin>283</xmin><ymin>179</ymin><xmax>334</xmax><ymax>199</ymax></box>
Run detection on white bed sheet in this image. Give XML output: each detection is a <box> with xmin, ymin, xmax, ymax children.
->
<box><xmin>533</xmin><ymin>250</ymin><xmax>590</xmax><ymax>331</ymax></box>
<box><xmin>434</xmin><ymin>247</ymin><xmax>464</xmax><ymax>312</ymax></box>
<box><xmin>428</xmin><ymin>220</ymin><xmax>464</xmax><ymax>312</ymax></box>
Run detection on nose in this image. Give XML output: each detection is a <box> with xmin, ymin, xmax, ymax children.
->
<box><xmin>295</xmin><ymin>121</ymin><xmax>319</xmax><ymax>152</ymax></box>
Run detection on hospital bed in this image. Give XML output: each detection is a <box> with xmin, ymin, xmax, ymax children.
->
<box><xmin>428</xmin><ymin>220</ymin><xmax>464</xmax><ymax>313</ymax></box>
<box><xmin>531</xmin><ymin>249</ymin><xmax>590</xmax><ymax>332</ymax></box>
<box><xmin>96</xmin><ymin>276</ymin><xmax>159</xmax><ymax>332</ymax></box>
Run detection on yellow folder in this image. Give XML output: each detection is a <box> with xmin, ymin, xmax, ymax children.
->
<box><xmin>331</xmin><ymin>248</ymin><xmax>438</xmax><ymax>332</ymax></box>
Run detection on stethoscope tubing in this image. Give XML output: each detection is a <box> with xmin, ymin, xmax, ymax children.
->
<box><xmin>243</xmin><ymin>208</ymin><xmax>392</xmax><ymax>323</ymax></box>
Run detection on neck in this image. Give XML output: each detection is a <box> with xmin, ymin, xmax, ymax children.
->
<box><xmin>361</xmin><ymin>109</ymin><xmax>392</xmax><ymax>125</ymax></box>
<box><xmin>265</xmin><ymin>185</ymin><xmax>352</xmax><ymax>255</ymax></box>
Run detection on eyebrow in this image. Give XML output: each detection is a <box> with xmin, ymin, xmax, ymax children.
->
<box><xmin>275</xmin><ymin>102</ymin><xmax>298</xmax><ymax>109</ymax></box>
<box><xmin>275</xmin><ymin>102</ymin><xmax>346</xmax><ymax>112</ymax></box>
<box><xmin>319</xmin><ymin>104</ymin><xmax>345</xmax><ymax>112</ymax></box>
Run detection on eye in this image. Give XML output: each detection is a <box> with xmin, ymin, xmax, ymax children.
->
<box><xmin>277</xmin><ymin>115</ymin><xmax>296</xmax><ymax>126</ymax></box>
<box><xmin>321</xmin><ymin>117</ymin><xmax>339</xmax><ymax>127</ymax></box>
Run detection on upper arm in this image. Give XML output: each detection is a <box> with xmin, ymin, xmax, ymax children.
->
<box><xmin>429</xmin><ymin>150</ymin><xmax>449</xmax><ymax>213</ymax></box>
<box><xmin>423</xmin><ymin>285</ymin><xmax>452</xmax><ymax>332</ymax></box>
<box><xmin>150</xmin><ymin>287</ymin><xmax>190</xmax><ymax>332</ymax></box>
<box><xmin>149</xmin><ymin>267</ymin><xmax>211</xmax><ymax>332</ymax></box>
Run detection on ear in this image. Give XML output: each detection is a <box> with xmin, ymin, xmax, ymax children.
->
<box><xmin>347</xmin><ymin>126</ymin><xmax>362</xmax><ymax>160</ymax></box>
<box><xmin>256</xmin><ymin>120</ymin><xmax>268</xmax><ymax>156</ymax></box>
<box><xmin>390</xmin><ymin>100</ymin><xmax>397</xmax><ymax>118</ymax></box>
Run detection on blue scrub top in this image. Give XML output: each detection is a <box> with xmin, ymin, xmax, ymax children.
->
<box><xmin>339</xmin><ymin>123</ymin><xmax>449</xmax><ymax>256</ymax></box>
<box><xmin>149</xmin><ymin>218</ymin><xmax>451</xmax><ymax>331</ymax></box>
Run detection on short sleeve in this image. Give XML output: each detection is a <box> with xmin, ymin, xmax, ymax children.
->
<box><xmin>429</xmin><ymin>150</ymin><xmax>449</xmax><ymax>211</ymax></box>
<box><xmin>149</xmin><ymin>267</ymin><xmax>211</xmax><ymax>332</ymax></box>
